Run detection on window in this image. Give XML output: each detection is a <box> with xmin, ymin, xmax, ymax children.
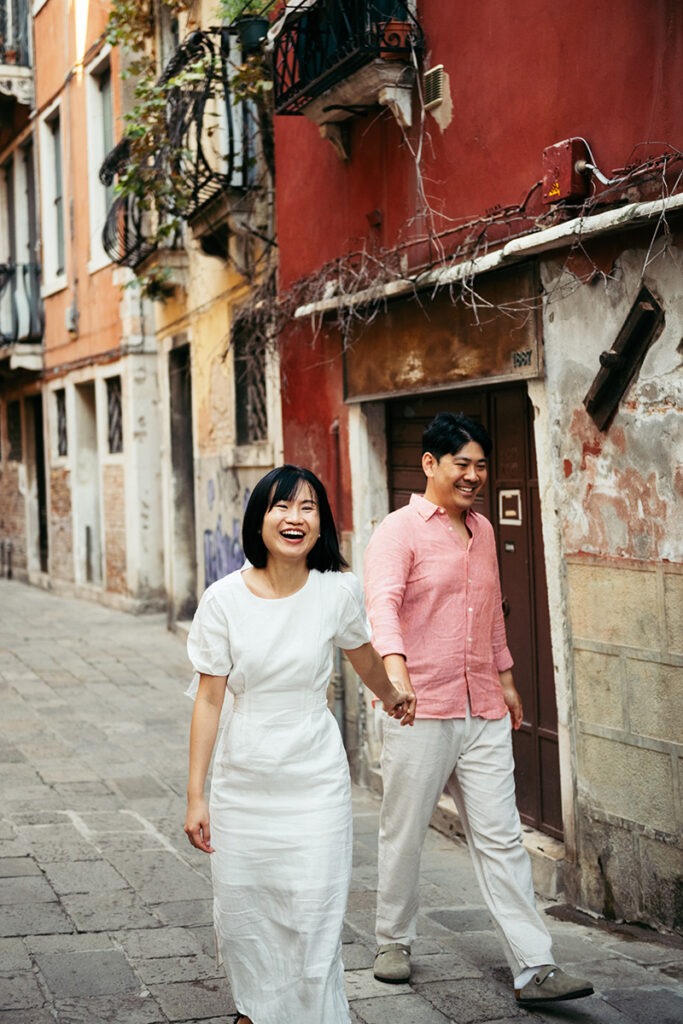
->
<box><xmin>55</xmin><ymin>388</ymin><xmax>67</xmax><ymax>456</ymax></box>
<box><xmin>7</xmin><ymin>401</ymin><xmax>22</xmax><ymax>461</ymax></box>
<box><xmin>233</xmin><ymin>324</ymin><xmax>267</xmax><ymax>446</ymax></box>
<box><xmin>86</xmin><ymin>51</ymin><xmax>115</xmax><ymax>270</ymax></box>
<box><xmin>106</xmin><ymin>376</ymin><xmax>123</xmax><ymax>453</ymax></box>
<box><xmin>50</xmin><ymin>115</ymin><xmax>65</xmax><ymax>276</ymax></box>
<box><xmin>40</xmin><ymin>105</ymin><xmax>66</xmax><ymax>288</ymax></box>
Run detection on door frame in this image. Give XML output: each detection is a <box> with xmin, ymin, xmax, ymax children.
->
<box><xmin>347</xmin><ymin>383</ymin><xmax>578</xmax><ymax>852</ymax></box>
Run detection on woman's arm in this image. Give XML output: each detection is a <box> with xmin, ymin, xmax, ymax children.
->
<box><xmin>343</xmin><ymin>643</ymin><xmax>417</xmax><ymax>726</ymax></box>
<box><xmin>184</xmin><ymin>673</ymin><xmax>227</xmax><ymax>853</ymax></box>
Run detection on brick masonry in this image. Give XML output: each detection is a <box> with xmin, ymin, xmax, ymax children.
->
<box><xmin>0</xmin><ymin>460</ymin><xmax>27</xmax><ymax>579</ymax></box>
<box><xmin>49</xmin><ymin>466</ymin><xmax>74</xmax><ymax>582</ymax></box>
<box><xmin>102</xmin><ymin>464</ymin><xmax>127</xmax><ymax>595</ymax></box>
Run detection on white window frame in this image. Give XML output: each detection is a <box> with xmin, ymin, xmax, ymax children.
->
<box><xmin>39</xmin><ymin>99</ymin><xmax>67</xmax><ymax>296</ymax></box>
<box><xmin>85</xmin><ymin>46</ymin><xmax>114</xmax><ymax>274</ymax></box>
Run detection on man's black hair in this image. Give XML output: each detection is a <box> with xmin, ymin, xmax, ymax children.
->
<box><xmin>242</xmin><ymin>464</ymin><xmax>348</xmax><ymax>572</ymax></box>
<box><xmin>422</xmin><ymin>412</ymin><xmax>492</xmax><ymax>459</ymax></box>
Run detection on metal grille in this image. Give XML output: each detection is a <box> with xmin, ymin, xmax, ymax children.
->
<box><xmin>273</xmin><ymin>0</ymin><xmax>424</xmax><ymax>116</ymax></box>
<box><xmin>233</xmin><ymin>326</ymin><xmax>267</xmax><ymax>445</ymax></box>
<box><xmin>7</xmin><ymin>400</ymin><xmax>21</xmax><ymax>461</ymax></box>
<box><xmin>55</xmin><ymin>388</ymin><xmax>67</xmax><ymax>456</ymax></box>
<box><xmin>106</xmin><ymin>376</ymin><xmax>123</xmax><ymax>453</ymax></box>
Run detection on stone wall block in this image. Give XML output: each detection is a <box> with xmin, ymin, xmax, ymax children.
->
<box><xmin>567</xmin><ymin>561</ymin><xmax>661</xmax><ymax>648</ymax></box>
<box><xmin>49</xmin><ymin>467</ymin><xmax>74</xmax><ymax>581</ymax></box>
<box><xmin>573</xmin><ymin>818</ymin><xmax>641</xmax><ymax>923</ymax></box>
<box><xmin>0</xmin><ymin>463</ymin><xmax>27</xmax><ymax>576</ymax></box>
<box><xmin>664</xmin><ymin>572</ymin><xmax>683</xmax><ymax>654</ymax></box>
<box><xmin>578</xmin><ymin>734</ymin><xmax>676</xmax><ymax>834</ymax></box>
<box><xmin>638</xmin><ymin>835</ymin><xmax>683</xmax><ymax>932</ymax></box>
<box><xmin>574</xmin><ymin>649</ymin><xmax>624</xmax><ymax>729</ymax></box>
<box><xmin>103</xmin><ymin>465</ymin><xmax>127</xmax><ymax>595</ymax></box>
<box><xmin>626</xmin><ymin>659</ymin><xmax>683</xmax><ymax>745</ymax></box>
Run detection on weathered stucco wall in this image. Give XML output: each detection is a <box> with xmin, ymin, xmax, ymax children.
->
<box><xmin>541</xmin><ymin>244</ymin><xmax>683</xmax><ymax>931</ymax></box>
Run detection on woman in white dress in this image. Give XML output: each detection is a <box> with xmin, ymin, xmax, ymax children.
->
<box><xmin>184</xmin><ymin>465</ymin><xmax>416</xmax><ymax>1024</ymax></box>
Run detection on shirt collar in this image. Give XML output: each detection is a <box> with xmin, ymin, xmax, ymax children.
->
<box><xmin>409</xmin><ymin>492</ymin><xmax>475</xmax><ymax>523</ymax></box>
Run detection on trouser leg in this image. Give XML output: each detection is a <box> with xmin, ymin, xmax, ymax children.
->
<box><xmin>376</xmin><ymin>717</ymin><xmax>460</xmax><ymax>947</ymax></box>
<box><xmin>445</xmin><ymin>712</ymin><xmax>554</xmax><ymax>974</ymax></box>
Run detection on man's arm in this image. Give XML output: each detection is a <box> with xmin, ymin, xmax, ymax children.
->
<box><xmin>363</xmin><ymin>516</ymin><xmax>414</xmax><ymax>661</ymax></box>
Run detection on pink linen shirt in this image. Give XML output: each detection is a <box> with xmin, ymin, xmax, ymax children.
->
<box><xmin>364</xmin><ymin>494</ymin><xmax>514</xmax><ymax>720</ymax></box>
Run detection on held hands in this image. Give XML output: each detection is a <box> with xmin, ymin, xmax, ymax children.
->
<box><xmin>383</xmin><ymin>687</ymin><xmax>417</xmax><ymax>726</ymax></box>
<box><xmin>499</xmin><ymin>669</ymin><xmax>523</xmax><ymax>730</ymax></box>
<box><xmin>382</xmin><ymin>653</ymin><xmax>417</xmax><ymax>726</ymax></box>
<box><xmin>184</xmin><ymin>796</ymin><xmax>215</xmax><ymax>854</ymax></box>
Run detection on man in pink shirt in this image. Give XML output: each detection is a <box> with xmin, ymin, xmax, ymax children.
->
<box><xmin>364</xmin><ymin>412</ymin><xmax>593</xmax><ymax>1004</ymax></box>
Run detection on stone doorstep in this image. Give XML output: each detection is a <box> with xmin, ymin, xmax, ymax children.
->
<box><xmin>365</xmin><ymin>765</ymin><xmax>565</xmax><ymax>901</ymax></box>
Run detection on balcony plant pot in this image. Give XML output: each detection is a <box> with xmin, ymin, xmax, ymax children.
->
<box><xmin>379</xmin><ymin>19</ymin><xmax>411</xmax><ymax>60</ymax></box>
<box><xmin>4</xmin><ymin>49</ymin><xmax>18</xmax><ymax>64</ymax></box>
<box><xmin>236</xmin><ymin>15</ymin><xmax>270</xmax><ymax>54</ymax></box>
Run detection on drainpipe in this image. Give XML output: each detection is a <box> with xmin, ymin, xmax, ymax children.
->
<box><xmin>329</xmin><ymin>419</ymin><xmax>345</xmax><ymax>735</ymax></box>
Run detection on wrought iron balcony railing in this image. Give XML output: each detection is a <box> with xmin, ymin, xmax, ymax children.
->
<box><xmin>99</xmin><ymin>29</ymin><xmax>253</xmax><ymax>268</ymax></box>
<box><xmin>273</xmin><ymin>0</ymin><xmax>423</xmax><ymax>116</ymax></box>
<box><xmin>0</xmin><ymin>261</ymin><xmax>43</xmax><ymax>345</ymax></box>
<box><xmin>0</xmin><ymin>0</ymin><xmax>31</xmax><ymax>67</ymax></box>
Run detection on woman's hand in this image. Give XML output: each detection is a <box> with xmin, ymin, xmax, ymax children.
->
<box><xmin>184</xmin><ymin>796</ymin><xmax>215</xmax><ymax>853</ymax></box>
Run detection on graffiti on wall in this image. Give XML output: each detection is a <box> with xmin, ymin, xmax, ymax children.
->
<box><xmin>203</xmin><ymin>485</ymin><xmax>251</xmax><ymax>586</ymax></box>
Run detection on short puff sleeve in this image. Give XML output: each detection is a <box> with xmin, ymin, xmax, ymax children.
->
<box><xmin>332</xmin><ymin>572</ymin><xmax>372</xmax><ymax>650</ymax></box>
<box><xmin>185</xmin><ymin>588</ymin><xmax>232</xmax><ymax>699</ymax></box>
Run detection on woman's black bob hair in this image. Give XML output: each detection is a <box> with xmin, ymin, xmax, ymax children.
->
<box><xmin>242</xmin><ymin>465</ymin><xmax>348</xmax><ymax>572</ymax></box>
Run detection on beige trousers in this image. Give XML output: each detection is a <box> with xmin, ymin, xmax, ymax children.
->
<box><xmin>375</xmin><ymin>707</ymin><xmax>554</xmax><ymax>972</ymax></box>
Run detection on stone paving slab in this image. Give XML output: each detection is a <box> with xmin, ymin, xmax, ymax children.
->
<box><xmin>1</xmin><ymin>579</ymin><xmax>682</xmax><ymax>1023</ymax></box>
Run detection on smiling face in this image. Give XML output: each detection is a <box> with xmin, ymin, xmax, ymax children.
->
<box><xmin>422</xmin><ymin>440</ymin><xmax>488</xmax><ymax>518</ymax></box>
<box><xmin>260</xmin><ymin>481</ymin><xmax>321</xmax><ymax>564</ymax></box>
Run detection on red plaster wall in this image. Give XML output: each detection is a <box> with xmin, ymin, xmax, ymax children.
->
<box><xmin>274</xmin><ymin>0</ymin><xmax>683</xmax><ymax>523</ymax></box>
<box><xmin>280</xmin><ymin>322</ymin><xmax>353</xmax><ymax>531</ymax></box>
<box><xmin>275</xmin><ymin>0</ymin><xmax>683</xmax><ymax>288</ymax></box>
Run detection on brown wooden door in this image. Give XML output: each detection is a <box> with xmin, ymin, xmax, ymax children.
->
<box><xmin>386</xmin><ymin>385</ymin><xmax>563</xmax><ymax>838</ymax></box>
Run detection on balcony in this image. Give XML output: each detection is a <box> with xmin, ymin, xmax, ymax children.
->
<box><xmin>0</xmin><ymin>0</ymin><xmax>33</xmax><ymax>108</ymax></box>
<box><xmin>0</xmin><ymin>261</ymin><xmax>43</xmax><ymax>377</ymax></box>
<box><xmin>273</xmin><ymin>0</ymin><xmax>423</xmax><ymax>140</ymax></box>
<box><xmin>100</xmin><ymin>29</ymin><xmax>253</xmax><ymax>268</ymax></box>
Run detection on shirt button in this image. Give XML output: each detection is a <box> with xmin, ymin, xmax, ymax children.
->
<box><xmin>468</xmin><ymin>607</ymin><xmax>473</xmax><ymax>612</ymax></box>
<box><xmin>438</xmin><ymin>507</ymin><xmax>445</xmax><ymax>514</ymax></box>
<box><xmin>468</xmin><ymin>637</ymin><xmax>473</xmax><ymax>642</ymax></box>
<box><xmin>448</xmin><ymin>526</ymin><xmax>453</xmax><ymax>531</ymax></box>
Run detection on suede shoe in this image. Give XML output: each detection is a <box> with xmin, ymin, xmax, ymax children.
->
<box><xmin>373</xmin><ymin>943</ymin><xmax>411</xmax><ymax>983</ymax></box>
<box><xmin>515</xmin><ymin>965</ymin><xmax>594</xmax><ymax>1003</ymax></box>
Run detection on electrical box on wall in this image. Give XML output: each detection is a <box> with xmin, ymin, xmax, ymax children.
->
<box><xmin>542</xmin><ymin>138</ymin><xmax>590</xmax><ymax>204</ymax></box>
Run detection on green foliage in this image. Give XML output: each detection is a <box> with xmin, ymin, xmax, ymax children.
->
<box><xmin>218</xmin><ymin>0</ymin><xmax>267</xmax><ymax>21</ymax></box>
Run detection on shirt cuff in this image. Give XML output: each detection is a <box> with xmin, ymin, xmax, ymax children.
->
<box><xmin>372</xmin><ymin>634</ymin><xmax>407</xmax><ymax>660</ymax></box>
<box><xmin>494</xmin><ymin>647</ymin><xmax>515</xmax><ymax>672</ymax></box>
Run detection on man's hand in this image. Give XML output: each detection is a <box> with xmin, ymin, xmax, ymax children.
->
<box><xmin>498</xmin><ymin>669</ymin><xmax>523</xmax><ymax>730</ymax></box>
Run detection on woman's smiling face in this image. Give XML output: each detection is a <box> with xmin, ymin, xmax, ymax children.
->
<box><xmin>260</xmin><ymin>482</ymin><xmax>321</xmax><ymax>563</ymax></box>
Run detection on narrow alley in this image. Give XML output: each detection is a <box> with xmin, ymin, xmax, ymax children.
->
<box><xmin>1</xmin><ymin>580</ymin><xmax>682</xmax><ymax>1023</ymax></box>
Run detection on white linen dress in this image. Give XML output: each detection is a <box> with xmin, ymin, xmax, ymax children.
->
<box><xmin>186</xmin><ymin>568</ymin><xmax>372</xmax><ymax>1024</ymax></box>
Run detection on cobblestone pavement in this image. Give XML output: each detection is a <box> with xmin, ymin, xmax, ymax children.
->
<box><xmin>1</xmin><ymin>579</ymin><xmax>682</xmax><ymax>1024</ymax></box>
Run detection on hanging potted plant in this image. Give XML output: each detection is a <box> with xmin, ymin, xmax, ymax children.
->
<box><xmin>378</xmin><ymin>1</ymin><xmax>412</xmax><ymax>60</ymax></box>
<box><xmin>221</xmin><ymin>0</ymin><xmax>270</xmax><ymax>54</ymax></box>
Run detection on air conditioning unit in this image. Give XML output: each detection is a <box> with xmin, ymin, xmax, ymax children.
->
<box><xmin>423</xmin><ymin>64</ymin><xmax>444</xmax><ymax>111</ymax></box>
